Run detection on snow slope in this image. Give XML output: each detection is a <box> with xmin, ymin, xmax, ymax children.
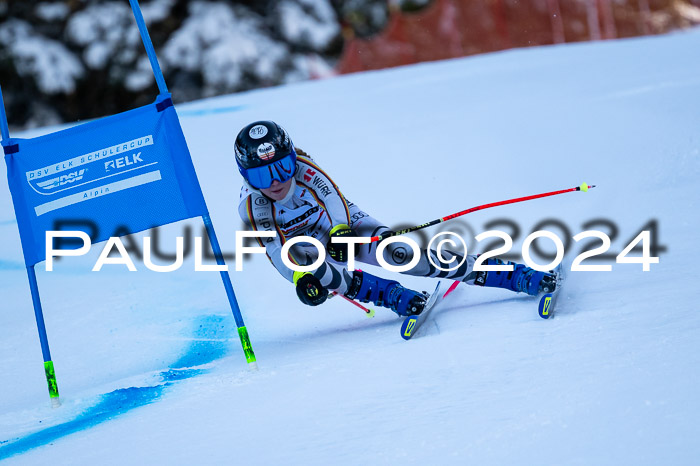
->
<box><xmin>1</xmin><ymin>29</ymin><xmax>700</xmax><ymax>465</ymax></box>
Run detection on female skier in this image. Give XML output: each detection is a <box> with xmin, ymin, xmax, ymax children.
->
<box><xmin>235</xmin><ymin>121</ymin><xmax>556</xmax><ymax>316</ymax></box>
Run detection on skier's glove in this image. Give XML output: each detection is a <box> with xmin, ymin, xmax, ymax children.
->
<box><xmin>294</xmin><ymin>271</ymin><xmax>328</xmax><ymax>306</ymax></box>
<box><xmin>327</xmin><ymin>224</ymin><xmax>359</xmax><ymax>263</ymax></box>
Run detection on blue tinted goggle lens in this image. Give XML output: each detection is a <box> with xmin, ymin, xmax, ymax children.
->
<box><xmin>245</xmin><ymin>152</ymin><xmax>296</xmax><ymax>189</ymax></box>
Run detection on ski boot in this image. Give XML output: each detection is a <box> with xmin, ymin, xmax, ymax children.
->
<box><xmin>345</xmin><ymin>270</ymin><xmax>427</xmax><ymax>316</ymax></box>
<box><xmin>473</xmin><ymin>258</ymin><xmax>557</xmax><ymax>296</ymax></box>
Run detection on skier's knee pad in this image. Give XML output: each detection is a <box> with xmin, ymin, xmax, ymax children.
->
<box><xmin>378</xmin><ymin>235</ymin><xmax>417</xmax><ymax>268</ymax></box>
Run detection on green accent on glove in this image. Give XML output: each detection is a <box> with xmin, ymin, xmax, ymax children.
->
<box><xmin>328</xmin><ymin>224</ymin><xmax>356</xmax><ymax>262</ymax></box>
<box><xmin>44</xmin><ymin>361</ymin><xmax>59</xmax><ymax>398</ymax></box>
<box><xmin>293</xmin><ymin>270</ymin><xmax>308</xmax><ymax>286</ymax></box>
<box><xmin>329</xmin><ymin>224</ymin><xmax>351</xmax><ymax>236</ymax></box>
<box><xmin>237</xmin><ymin>326</ymin><xmax>257</xmax><ymax>363</ymax></box>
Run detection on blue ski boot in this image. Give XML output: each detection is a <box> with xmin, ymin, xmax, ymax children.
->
<box><xmin>345</xmin><ymin>271</ymin><xmax>427</xmax><ymax>316</ymax></box>
<box><xmin>473</xmin><ymin>258</ymin><xmax>557</xmax><ymax>296</ymax></box>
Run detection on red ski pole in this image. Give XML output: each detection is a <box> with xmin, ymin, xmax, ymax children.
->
<box><xmin>329</xmin><ymin>291</ymin><xmax>375</xmax><ymax>317</ymax></box>
<box><xmin>369</xmin><ymin>182</ymin><xmax>596</xmax><ymax>243</ymax></box>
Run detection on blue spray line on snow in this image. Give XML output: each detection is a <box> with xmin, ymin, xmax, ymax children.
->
<box><xmin>0</xmin><ymin>260</ymin><xmax>24</xmax><ymax>270</ymax></box>
<box><xmin>0</xmin><ymin>314</ymin><xmax>233</xmax><ymax>460</ymax></box>
<box><xmin>177</xmin><ymin>104</ymin><xmax>247</xmax><ymax>117</ymax></box>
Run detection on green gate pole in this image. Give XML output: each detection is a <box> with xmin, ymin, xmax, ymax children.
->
<box><xmin>203</xmin><ymin>215</ymin><xmax>258</xmax><ymax>369</ymax></box>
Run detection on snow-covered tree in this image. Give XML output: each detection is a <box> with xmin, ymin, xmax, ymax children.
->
<box><xmin>0</xmin><ymin>0</ymin><xmax>696</xmax><ymax>128</ymax></box>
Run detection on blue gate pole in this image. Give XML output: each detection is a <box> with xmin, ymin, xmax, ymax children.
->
<box><xmin>27</xmin><ymin>266</ymin><xmax>61</xmax><ymax>406</ymax></box>
<box><xmin>128</xmin><ymin>0</ymin><xmax>169</xmax><ymax>95</ymax></box>
<box><xmin>202</xmin><ymin>215</ymin><xmax>258</xmax><ymax>370</ymax></box>
<box><xmin>127</xmin><ymin>0</ymin><xmax>257</xmax><ymax>370</ymax></box>
<box><xmin>0</xmin><ymin>85</ymin><xmax>61</xmax><ymax>406</ymax></box>
<box><xmin>0</xmin><ymin>84</ymin><xmax>9</xmax><ymax>141</ymax></box>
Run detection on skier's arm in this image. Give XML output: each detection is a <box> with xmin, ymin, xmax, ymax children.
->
<box><xmin>238</xmin><ymin>191</ymin><xmax>297</xmax><ymax>283</ymax></box>
<box><xmin>294</xmin><ymin>151</ymin><xmax>351</xmax><ymax>228</ymax></box>
<box><xmin>238</xmin><ymin>189</ymin><xmax>353</xmax><ymax>304</ymax></box>
<box><xmin>295</xmin><ymin>151</ymin><xmax>359</xmax><ymax>261</ymax></box>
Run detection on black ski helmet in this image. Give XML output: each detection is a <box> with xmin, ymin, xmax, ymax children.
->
<box><xmin>234</xmin><ymin>120</ymin><xmax>296</xmax><ymax>175</ymax></box>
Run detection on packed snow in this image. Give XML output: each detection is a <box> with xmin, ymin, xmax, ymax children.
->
<box><xmin>1</xmin><ymin>29</ymin><xmax>699</xmax><ymax>464</ymax></box>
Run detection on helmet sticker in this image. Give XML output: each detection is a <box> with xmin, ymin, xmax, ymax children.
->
<box><xmin>249</xmin><ymin>125</ymin><xmax>268</xmax><ymax>139</ymax></box>
<box><xmin>257</xmin><ymin>142</ymin><xmax>276</xmax><ymax>160</ymax></box>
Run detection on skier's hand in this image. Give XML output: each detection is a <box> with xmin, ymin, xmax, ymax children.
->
<box><xmin>327</xmin><ymin>224</ymin><xmax>359</xmax><ymax>263</ymax></box>
<box><xmin>294</xmin><ymin>272</ymin><xmax>328</xmax><ymax>306</ymax></box>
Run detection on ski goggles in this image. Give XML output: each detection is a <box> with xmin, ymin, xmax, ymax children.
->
<box><xmin>242</xmin><ymin>151</ymin><xmax>297</xmax><ymax>190</ymax></box>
